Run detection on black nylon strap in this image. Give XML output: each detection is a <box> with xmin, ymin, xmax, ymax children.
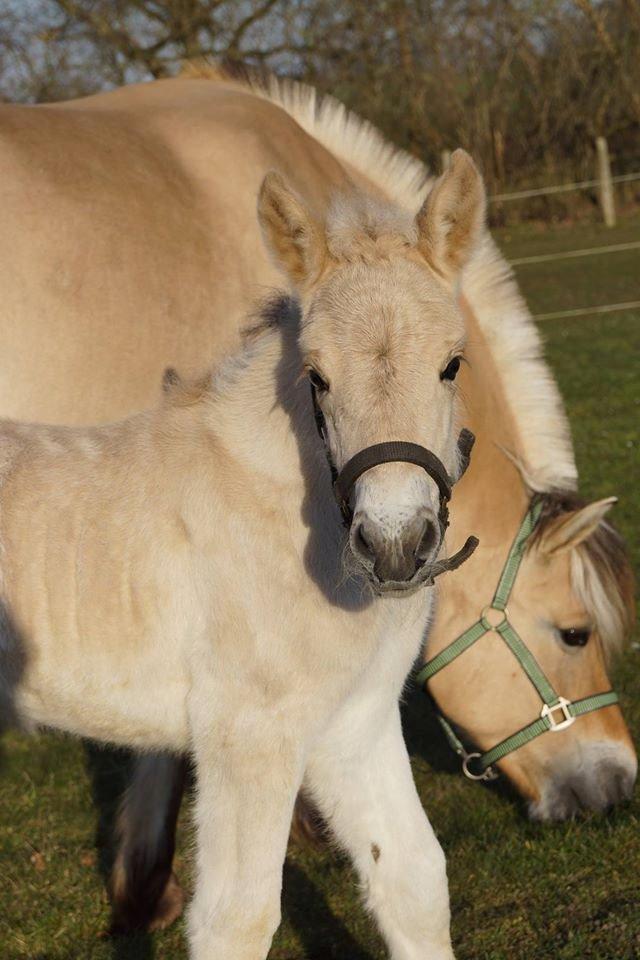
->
<box><xmin>335</xmin><ymin>442</ymin><xmax>452</xmax><ymax>520</ymax></box>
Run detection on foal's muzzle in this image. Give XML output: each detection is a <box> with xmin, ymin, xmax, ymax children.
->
<box><xmin>351</xmin><ymin>507</ymin><xmax>440</xmax><ymax>590</ymax></box>
<box><xmin>309</xmin><ymin>382</ymin><xmax>478</xmax><ymax>591</ymax></box>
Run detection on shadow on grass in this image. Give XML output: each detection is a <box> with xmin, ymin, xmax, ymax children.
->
<box><xmin>401</xmin><ymin>684</ymin><xmax>523</xmax><ymax>810</ymax></box>
<box><xmin>282</xmin><ymin>860</ymin><xmax>374</xmax><ymax>960</ymax></box>
<box><xmin>82</xmin><ymin>742</ymin><xmax>156</xmax><ymax>960</ymax></box>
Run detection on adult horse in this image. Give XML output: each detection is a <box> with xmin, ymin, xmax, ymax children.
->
<box><xmin>0</xmin><ymin>67</ymin><xmax>635</xmax><ymax>935</ymax></box>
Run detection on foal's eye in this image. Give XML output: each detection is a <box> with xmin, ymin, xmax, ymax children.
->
<box><xmin>308</xmin><ymin>368</ymin><xmax>329</xmax><ymax>393</ymax></box>
<box><xmin>440</xmin><ymin>357</ymin><xmax>461</xmax><ymax>382</ymax></box>
<box><xmin>560</xmin><ymin>627</ymin><xmax>591</xmax><ymax>648</ymax></box>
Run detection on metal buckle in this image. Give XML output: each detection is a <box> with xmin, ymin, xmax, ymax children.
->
<box><xmin>481</xmin><ymin>605</ymin><xmax>508</xmax><ymax>630</ymax></box>
<box><xmin>541</xmin><ymin>697</ymin><xmax>575</xmax><ymax>732</ymax></box>
<box><xmin>461</xmin><ymin>752</ymin><xmax>499</xmax><ymax>782</ymax></box>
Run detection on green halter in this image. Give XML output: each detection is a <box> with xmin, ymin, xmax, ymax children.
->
<box><xmin>415</xmin><ymin>498</ymin><xmax>619</xmax><ymax>781</ymax></box>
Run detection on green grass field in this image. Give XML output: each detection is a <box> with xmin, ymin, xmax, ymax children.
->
<box><xmin>1</xmin><ymin>217</ymin><xmax>639</xmax><ymax>960</ymax></box>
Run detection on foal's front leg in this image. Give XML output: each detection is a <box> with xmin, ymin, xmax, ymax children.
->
<box><xmin>187</xmin><ymin>694</ymin><xmax>304</xmax><ymax>960</ymax></box>
<box><xmin>305</xmin><ymin>703</ymin><xmax>455</xmax><ymax>960</ymax></box>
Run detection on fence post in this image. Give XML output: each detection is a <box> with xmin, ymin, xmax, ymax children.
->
<box><xmin>441</xmin><ymin>149</ymin><xmax>451</xmax><ymax>172</ymax></box>
<box><xmin>596</xmin><ymin>136</ymin><xmax>616</xmax><ymax>227</ymax></box>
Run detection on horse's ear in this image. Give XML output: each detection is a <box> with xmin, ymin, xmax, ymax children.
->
<box><xmin>415</xmin><ymin>149</ymin><xmax>486</xmax><ymax>282</ymax></box>
<box><xmin>540</xmin><ymin>497</ymin><xmax>617</xmax><ymax>556</ymax></box>
<box><xmin>258</xmin><ymin>172</ymin><xmax>325</xmax><ymax>287</ymax></box>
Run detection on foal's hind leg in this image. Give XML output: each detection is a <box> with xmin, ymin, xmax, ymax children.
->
<box><xmin>110</xmin><ymin>752</ymin><xmax>188</xmax><ymax>932</ymax></box>
<box><xmin>305</xmin><ymin>703</ymin><xmax>454</xmax><ymax>960</ymax></box>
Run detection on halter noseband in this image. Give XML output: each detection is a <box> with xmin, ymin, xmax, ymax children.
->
<box><xmin>310</xmin><ymin>382</ymin><xmax>479</xmax><ymax>582</ymax></box>
<box><xmin>416</xmin><ymin>498</ymin><xmax>619</xmax><ymax>781</ymax></box>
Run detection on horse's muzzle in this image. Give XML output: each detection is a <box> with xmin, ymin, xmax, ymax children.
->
<box><xmin>529</xmin><ymin>750</ymin><xmax>637</xmax><ymax>821</ymax></box>
<box><xmin>351</xmin><ymin>509</ymin><xmax>439</xmax><ymax>586</ymax></box>
<box><xmin>349</xmin><ymin>509</ymin><xmax>478</xmax><ymax>596</ymax></box>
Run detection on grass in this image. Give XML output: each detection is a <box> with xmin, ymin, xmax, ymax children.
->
<box><xmin>1</xmin><ymin>216</ymin><xmax>639</xmax><ymax>960</ymax></box>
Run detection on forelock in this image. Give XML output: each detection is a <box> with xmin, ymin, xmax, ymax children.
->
<box><xmin>325</xmin><ymin>191</ymin><xmax>418</xmax><ymax>262</ymax></box>
<box><xmin>529</xmin><ymin>492</ymin><xmax>635</xmax><ymax>658</ymax></box>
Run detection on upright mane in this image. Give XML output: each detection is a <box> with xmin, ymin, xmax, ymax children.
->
<box><xmin>181</xmin><ymin>60</ymin><xmax>576</xmax><ymax>493</ymax></box>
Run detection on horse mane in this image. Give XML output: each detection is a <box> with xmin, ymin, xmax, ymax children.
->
<box><xmin>529</xmin><ymin>492</ymin><xmax>635</xmax><ymax>658</ymax></box>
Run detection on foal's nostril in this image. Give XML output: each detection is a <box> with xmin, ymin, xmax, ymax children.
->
<box><xmin>415</xmin><ymin>517</ymin><xmax>439</xmax><ymax>562</ymax></box>
<box><xmin>352</xmin><ymin>521</ymin><xmax>377</xmax><ymax>564</ymax></box>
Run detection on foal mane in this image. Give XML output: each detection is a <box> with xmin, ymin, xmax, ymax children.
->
<box><xmin>529</xmin><ymin>492</ymin><xmax>635</xmax><ymax>658</ymax></box>
<box><xmin>161</xmin><ymin>294</ymin><xmax>297</xmax><ymax>408</ymax></box>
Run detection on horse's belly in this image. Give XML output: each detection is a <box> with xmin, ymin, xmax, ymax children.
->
<box><xmin>14</xmin><ymin>647</ymin><xmax>190</xmax><ymax>751</ymax></box>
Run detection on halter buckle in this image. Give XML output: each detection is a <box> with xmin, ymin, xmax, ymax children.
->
<box><xmin>541</xmin><ymin>697</ymin><xmax>575</xmax><ymax>732</ymax></box>
<box><xmin>461</xmin><ymin>752</ymin><xmax>499</xmax><ymax>782</ymax></box>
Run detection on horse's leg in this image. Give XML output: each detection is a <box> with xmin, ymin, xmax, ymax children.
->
<box><xmin>110</xmin><ymin>752</ymin><xmax>188</xmax><ymax>933</ymax></box>
<box><xmin>188</xmin><ymin>706</ymin><xmax>304</xmax><ymax>960</ymax></box>
<box><xmin>305</xmin><ymin>703</ymin><xmax>455</xmax><ymax>960</ymax></box>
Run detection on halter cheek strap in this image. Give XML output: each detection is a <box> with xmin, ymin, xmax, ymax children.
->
<box><xmin>416</xmin><ymin>498</ymin><xmax>619</xmax><ymax>781</ymax></box>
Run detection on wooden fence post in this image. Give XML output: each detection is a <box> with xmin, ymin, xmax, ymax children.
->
<box><xmin>596</xmin><ymin>136</ymin><xmax>616</xmax><ymax>227</ymax></box>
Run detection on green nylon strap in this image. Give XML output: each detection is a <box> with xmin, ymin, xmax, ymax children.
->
<box><xmin>477</xmin><ymin>691</ymin><xmax>619</xmax><ymax>771</ymax></box>
<box><xmin>417</xmin><ymin>499</ymin><xmax>545</xmax><ymax>688</ymax></box>
<box><xmin>415</xmin><ymin>619</ymin><xmax>487</xmax><ymax>686</ymax></box>
<box><xmin>495</xmin><ymin>620</ymin><xmax>558</xmax><ymax>705</ymax></box>
<box><xmin>569</xmin><ymin>690</ymin><xmax>619</xmax><ymax>717</ymax></box>
<box><xmin>491</xmin><ymin>498</ymin><xmax>544</xmax><ymax>610</ymax></box>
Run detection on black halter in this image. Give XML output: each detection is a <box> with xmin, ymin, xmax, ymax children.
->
<box><xmin>310</xmin><ymin>382</ymin><xmax>479</xmax><ymax>582</ymax></box>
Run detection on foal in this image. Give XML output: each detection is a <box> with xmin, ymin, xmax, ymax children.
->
<box><xmin>0</xmin><ymin>155</ymin><xmax>484</xmax><ymax>959</ymax></box>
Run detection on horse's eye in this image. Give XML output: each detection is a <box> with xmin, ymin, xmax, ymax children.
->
<box><xmin>560</xmin><ymin>627</ymin><xmax>590</xmax><ymax>648</ymax></box>
<box><xmin>440</xmin><ymin>357</ymin><xmax>461</xmax><ymax>382</ymax></box>
<box><xmin>308</xmin><ymin>368</ymin><xmax>329</xmax><ymax>393</ymax></box>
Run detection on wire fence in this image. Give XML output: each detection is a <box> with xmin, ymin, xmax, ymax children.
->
<box><xmin>509</xmin><ymin>240</ymin><xmax>640</xmax><ymax>267</ymax></box>
<box><xmin>490</xmin><ymin>171</ymin><xmax>640</xmax><ymax>203</ymax></box>
<box><xmin>487</xmin><ymin>144</ymin><xmax>640</xmax><ymax>322</ymax></box>
<box><xmin>533</xmin><ymin>301</ymin><xmax>640</xmax><ymax>322</ymax></box>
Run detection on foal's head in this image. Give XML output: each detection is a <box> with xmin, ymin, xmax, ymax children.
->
<box><xmin>258</xmin><ymin>151</ymin><xmax>485</xmax><ymax>592</ymax></box>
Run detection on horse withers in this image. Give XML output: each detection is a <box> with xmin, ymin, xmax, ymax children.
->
<box><xmin>0</xmin><ymin>156</ymin><xmax>484</xmax><ymax>960</ymax></box>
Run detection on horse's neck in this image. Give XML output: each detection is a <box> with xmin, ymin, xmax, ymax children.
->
<box><xmin>204</xmin><ymin>329</ymin><xmax>338</xmax><ymax>536</ymax></box>
<box><xmin>449</xmin><ymin>296</ymin><xmax>530</xmax><ymax>547</ymax></box>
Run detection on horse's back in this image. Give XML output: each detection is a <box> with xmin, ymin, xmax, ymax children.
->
<box><xmin>0</xmin><ymin>79</ymin><xmax>345</xmax><ymax>426</ymax></box>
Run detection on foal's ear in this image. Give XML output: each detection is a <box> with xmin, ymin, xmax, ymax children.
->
<box><xmin>540</xmin><ymin>497</ymin><xmax>617</xmax><ymax>556</ymax></box>
<box><xmin>415</xmin><ymin>150</ymin><xmax>486</xmax><ymax>282</ymax></box>
<box><xmin>258</xmin><ymin>172</ymin><xmax>325</xmax><ymax>287</ymax></box>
